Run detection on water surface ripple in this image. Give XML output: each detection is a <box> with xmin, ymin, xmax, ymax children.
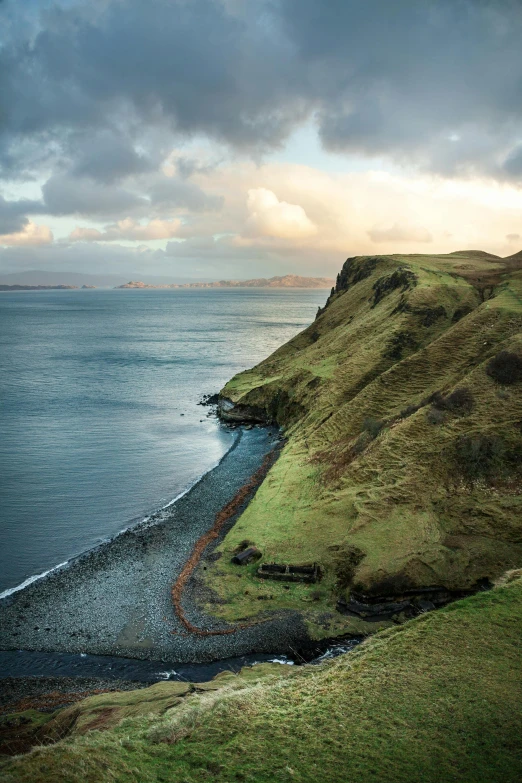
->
<box><xmin>0</xmin><ymin>288</ymin><xmax>327</xmax><ymax>593</ymax></box>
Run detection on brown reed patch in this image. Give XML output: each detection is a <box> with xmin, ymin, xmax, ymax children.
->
<box><xmin>171</xmin><ymin>450</ymin><xmax>277</xmax><ymax>636</ymax></box>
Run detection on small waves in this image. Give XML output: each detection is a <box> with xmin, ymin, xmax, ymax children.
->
<box><xmin>0</xmin><ymin>288</ymin><xmax>326</xmax><ymax>592</ymax></box>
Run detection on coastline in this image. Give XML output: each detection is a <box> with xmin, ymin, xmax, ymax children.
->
<box><xmin>0</xmin><ymin>429</ymin><xmax>240</xmax><ymax>603</ymax></box>
<box><xmin>0</xmin><ymin>425</ymin><xmax>310</xmax><ymax>665</ymax></box>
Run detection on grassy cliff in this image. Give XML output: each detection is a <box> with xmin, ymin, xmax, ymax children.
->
<box><xmin>201</xmin><ymin>250</ymin><xmax>522</xmax><ymax>636</ymax></box>
<box><xmin>3</xmin><ymin>573</ymin><xmax>522</xmax><ymax>782</ymax></box>
<box><xmin>2</xmin><ymin>251</ymin><xmax>521</xmax><ymax>781</ymax></box>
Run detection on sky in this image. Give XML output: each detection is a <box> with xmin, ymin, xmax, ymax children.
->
<box><xmin>1</xmin><ymin>0</ymin><xmax>522</xmax><ymax>281</ymax></box>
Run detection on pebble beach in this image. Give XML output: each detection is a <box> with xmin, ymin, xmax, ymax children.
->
<box><xmin>0</xmin><ymin>426</ymin><xmax>309</xmax><ymax>666</ymax></box>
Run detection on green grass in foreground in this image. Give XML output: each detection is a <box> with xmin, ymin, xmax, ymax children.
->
<box><xmin>3</xmin><ymin>575</ymin><xmax>522</xmax><ymax>783</ymax></box>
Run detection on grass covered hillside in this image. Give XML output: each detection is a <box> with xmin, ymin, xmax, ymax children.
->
<box><xmin>3</xmin><ymin>251</ymin><xmax>521</xmax><ymax>783</ymax></box>
<box><xmin>202</xmin><ymin>250</ymin><xmax>522</xmax><ymax>636</ymax></box>
<box><xmin>3</xmin><ymin>574</ymin><xmax>522</xmax><ymax>782</ymax></box>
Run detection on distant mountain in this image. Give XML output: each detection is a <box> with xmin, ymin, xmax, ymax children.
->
<box><xmin>0</xmin><ymin>284</ymin><xmax>80</xmax><ymax>291</ymax></box>
<box><xmin>0</xmin><ymin>270</ymin><xmax>188</xmax><ymax>287</ymax></box>
<box><xmin>0</xmin><ymin>270</ymin><xmax>123</xmax><ymax>287</ymax></box>
<box><xmin>116</xmin><ymin>274</ymin><xmax>335</xmax><ymax>290</ymax></box>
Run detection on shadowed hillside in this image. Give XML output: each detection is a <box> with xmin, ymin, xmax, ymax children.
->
<box><xmin>203</xmin><ymin>250</ymin><xmax>522</xmax><ymax>637</ymax></box>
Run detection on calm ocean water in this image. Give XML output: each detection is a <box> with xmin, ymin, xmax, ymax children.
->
<box><xmin>0</xmin><ymin>288</ymin><xmax>327</xmax><ymax>593</ymax></box>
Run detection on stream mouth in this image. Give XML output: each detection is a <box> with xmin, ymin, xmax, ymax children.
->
<box><xmin>0</xmin><ymin>637</ymin><xmax>362</xmax><ymax>686</ymax></box>
<box><xmin>0</xmin><ymin>649</ymin><xmax>293</xmax><ymax>684</ymax></box>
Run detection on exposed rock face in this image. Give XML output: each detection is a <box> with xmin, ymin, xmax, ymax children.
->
<box><xmin>218</xmin><ymin>397</ymin><xmax>270</xmax><ymax>423</ymax></box>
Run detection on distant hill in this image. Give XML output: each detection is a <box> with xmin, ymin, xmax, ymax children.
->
<box><xmin>0</xmin><ymin>270</ymin><xmax>126</xmax><ymax>287</ymax></box>
<box><xmin>116</xmin><ymin>274</ymin><xmax>334</xmax><ymax>289</ymax></box>
<box><xmin>0</xmin><ymin>284</ymin><xmax>80</xmax><ymax>291</ymax></box>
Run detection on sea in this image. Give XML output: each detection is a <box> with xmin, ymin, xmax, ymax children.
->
<box><xmin>0</xmin><ymin>287</ymin><xmax>327</xmax><ymax>596</ymax></box>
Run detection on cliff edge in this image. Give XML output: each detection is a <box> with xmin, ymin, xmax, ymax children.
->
<box><xmin>204</xmin><ymin>250</ymin><xmax>522</xmax><ymax>636</ymax></box>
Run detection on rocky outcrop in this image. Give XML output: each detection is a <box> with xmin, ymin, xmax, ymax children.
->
<box><xmin>218</xmin><ymin>397</ymin><xmax>270</xmax><ymax>424</ymax></box>
<box><xmin>116</xmin><ymin>281</ymin><xmax>150</xmax><ymax>288</ymax></box>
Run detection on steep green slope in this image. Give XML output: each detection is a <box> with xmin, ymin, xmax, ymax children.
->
<box><xmin>203</xmin><ymin>251</ymin><xmax>522</xmax><ymax>633</ymax></box>
<box><xmin>3</xmin><ymin>574</ymin><xmax>521</xmax><ymax>782</ymax></box>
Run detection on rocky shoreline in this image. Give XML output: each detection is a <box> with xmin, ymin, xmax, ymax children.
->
<box><xmin>0</xmin><ymin>426</ymin><xmax>310</xmax><ymax>666</ymax></box>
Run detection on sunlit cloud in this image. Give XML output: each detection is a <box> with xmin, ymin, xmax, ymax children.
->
<box><xmin>0</xmin><ymin>222</ymin><xmax>53</xmax><ymax>246</ymax></box>
<box><xmin>1</xmin><ymin>0</ymin><xmax>522</xmax><ymax>278</ymax></box>
<box><xmin>245</xmin><ymin>188</ymin><xmax>317</xmax><ymax>240</ymax></box>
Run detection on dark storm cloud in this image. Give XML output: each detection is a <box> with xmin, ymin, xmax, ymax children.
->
<box><xmin>279</xmin><ymin>0</ymin><xmax>522</xmax><ymax>179</ymax></box>
<box><xmin>148</xmin><ymin>178</ymin><xmax>223</xmax><ymax>212</ymax></box>
<box><xmin>41</xmin><ymin>175</ymin><xmax>148</xmax><ymax>217</ymax></box>
<box><xmin>1</xmin><ymin>0</ymin><xmax>522</xmax><ymax>185</ymax></box>
<box><xmin>0</xmin><ymin>0</ymin><xmax>300</xmax><ymax>166</ymax></box>
<box><xmin>0</xmin><ymin>196</ymin><xmax>44</xmax><ymax>234</ymax></box>
<box><xmin>0</xmin><ymin>171</ymin><xmax>222</xmax><ymax>228</ymax></box>
<box><xmin>502</xmin><ymin>146</ymin><xmax>522</xmax><ymax>179</ymax></box>
<box><xmin>0</xmin><ymin>197</ymin><xmax>30</xmax><ymax>234</ymax></box>
<box><xmin>70</xmin><ymin>132</ymin><xmax>159</xmax><ymax>184</ymax></box>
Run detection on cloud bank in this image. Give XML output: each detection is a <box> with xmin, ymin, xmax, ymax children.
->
<box><xmin>2</xmin><ymin>0</ymin><xmax>522</xmax><ymax>181</ymax></box>
<box><xmin>1</xmin><ymin>0</ymin><xmax>521</xmax><ymax>275</ymax></box>
<box><xmin>246</xmin><ymin>189</ymin><xmax>317</xmax><ymax>239</ymax></box>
